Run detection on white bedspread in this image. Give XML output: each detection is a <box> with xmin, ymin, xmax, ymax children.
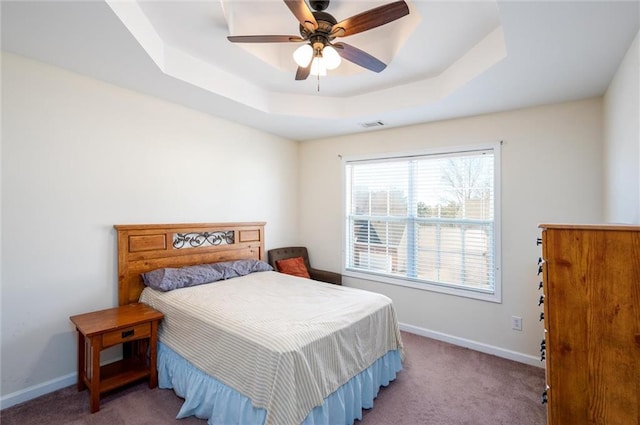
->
<box><xmin>139</xmin><ymin>270</ymin><xmax>403</xmax><ymax>425</ymax></box>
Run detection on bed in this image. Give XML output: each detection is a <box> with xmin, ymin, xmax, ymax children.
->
<box><xmin>115</xmin><ymin>222</ymin><xmax>403</xmax><ymax>425</ymax></box>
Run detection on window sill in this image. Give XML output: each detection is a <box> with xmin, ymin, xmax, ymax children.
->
<box><xmin>343</xmin><ymin>269</ymin><xmax>502</xmax><ymax>303</ymax></box>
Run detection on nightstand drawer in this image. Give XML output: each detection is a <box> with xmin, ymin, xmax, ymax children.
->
<box><xmin>102</xmin><ymin>323</ymin><xmax>150</xmax><ymax>347</ymax></box>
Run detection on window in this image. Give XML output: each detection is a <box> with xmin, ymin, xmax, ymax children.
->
<box><xmin>344</xmin><ymin>144</ymin><xmax>501</xmax><ymax>302</ymax></box>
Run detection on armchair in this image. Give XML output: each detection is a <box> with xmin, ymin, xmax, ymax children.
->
<box><xmin>267</xmin><ymin>247</ymin><xmax>342</xmax><ymax>285</ymax></box>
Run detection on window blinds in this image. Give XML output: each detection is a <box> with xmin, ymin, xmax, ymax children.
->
<box><xmin>345</xmin><ymin>148</ymin><xmax>497</xmax><ymax>295</ymax></box>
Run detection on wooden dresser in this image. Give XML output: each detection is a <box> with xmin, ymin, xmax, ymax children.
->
<box><xmin>538</xmin><ymin>224</ymin><xmax>640</xmax><ymax>424</ymax></box>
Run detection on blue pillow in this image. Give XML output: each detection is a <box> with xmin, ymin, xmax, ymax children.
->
<box><xmin>210</xmin><ymin>259</ymin><xmax>273</xmax><ymax>280</ymax></box>
<box><xmin>142</xmin><ymin>259</ymin><xmax>273</xmax><ymax>292</ymax></box>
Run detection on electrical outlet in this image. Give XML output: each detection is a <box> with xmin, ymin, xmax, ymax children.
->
<box><xmin>511</xmin><ymin>316</ymin><xmax>523</xmax><ymax>331</ymax></box>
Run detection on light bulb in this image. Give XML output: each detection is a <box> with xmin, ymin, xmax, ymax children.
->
<box><xmin>322</xmin><ymin>45</ymin><xmax>341</xmax><ymax>70</ymax></box>
<box><xmin>310</xmin><ymin>56</ymin><xmax>327</xmax><ymax>76</ymax></box>
<box><xmin>293</xmin><ymin>44</ymin><xmax>313</xmax><ymax>67</ymax></box>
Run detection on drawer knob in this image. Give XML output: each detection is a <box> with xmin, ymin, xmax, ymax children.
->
<box><xmin>121</xmin><ymin>329</ymin><xmax>134</xmax><ymax>338</ymax></box>
<box><xmin>537</xmin><ymin>237</ymin><xmax>542</xmax><ymax>246</ymax></box>
<box><xmin>538</xmin><ymin>281</ymin><xmax>543</xmax><ymax>290</ymax></box>
<box><xmin>541</xmin><ymin>389</ymin><xmax>548</xmax><ymax>404</ymax></box>
<box><xmin>539</xmin><ymin>312</ymin><xmax>544</xmax><ymax>321</ymax></box>
<box><xmin>538</xmin><ymin>295</ymin><xmax>544</xmax><ymax>306</ymax></box>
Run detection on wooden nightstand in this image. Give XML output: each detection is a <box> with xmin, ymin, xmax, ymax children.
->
<box><xmin>70</xmin><ymin>303</ymin><xmax>164</xmax><ymax>413</ymax></box>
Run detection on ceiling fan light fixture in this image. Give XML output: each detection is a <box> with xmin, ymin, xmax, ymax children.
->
<box><xmin>322</xmin><ymin>45</ymin><xmax>341</xmax><ymax>70</ymax></box>
<box><xmin>310</xmin><ymin>56</ymin><xmax>327</xmax><ymax>76</ymax></box>
<box><xmin>228</xmin><ymin>0</ymin><xmax>411</xmax><ymax>81</ymax></box>
<box><xmin>293</xmin><ymin>44</ymin><xmax>314</xmax><ymax>67</ymax></box>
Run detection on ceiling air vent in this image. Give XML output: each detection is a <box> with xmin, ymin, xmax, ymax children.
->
<box><xmin>360</xmin><ymin>120</ymin><xmax>385</xmax><ymax>128</ymax></box>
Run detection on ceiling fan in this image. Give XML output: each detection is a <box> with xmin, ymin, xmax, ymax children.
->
<box><xmin>227</xmin><ymin>0</ymin><xmax>410</xmax><ymax>81</ymax></box>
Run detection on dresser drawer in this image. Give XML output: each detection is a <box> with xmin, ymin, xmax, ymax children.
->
<box><xmin>102</xmin><ymin>323</ymin><xmax>151</xmax><ymax>347</ymax></box>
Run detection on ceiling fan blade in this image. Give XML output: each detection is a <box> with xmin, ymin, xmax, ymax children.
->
<box><xmin>295</xmin><ymin>65</ymin><xmax>311</xmax><ymax>80</ymax></box>
<box><xmin>227</xmin><ymin>35</ymin><xmax>305</xmax><ymax>43</ymax></box>
<box><xmin>331</xmin><ymin>1</ymin><xmax>409</xmax><ymax>38</ymax></box>
<box><xmin>283</xmin><ymin>0</ymin><xmax>318</xmax><ymax>32</ymax></box>
<box><xmin>334</xmin><ymin>42</ymin><xmax>387</xmax><ymax>73</ymax></box>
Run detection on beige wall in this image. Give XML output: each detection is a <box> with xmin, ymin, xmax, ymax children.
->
<box><xmin>0</xmin><ymin>53</ymin><xmax>299</xmax><ymax>403</ymax></box>
<box><xmin>300</xmin><ymin>98</ymin><xmax>604</xmax><ymax>363</ymax></box>
<box><xmin>604</xmin><ymin>30</ymin><xmax>640</xmax><ymax>224</ymax></box>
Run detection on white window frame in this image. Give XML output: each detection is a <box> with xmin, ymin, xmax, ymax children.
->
<box><xmin>342</xmin><ymin>143</ymin><xmax>502</xmax><ymax>303</ymax></box>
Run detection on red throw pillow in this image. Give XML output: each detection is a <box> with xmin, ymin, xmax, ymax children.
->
<box><xmin>276</xmin><ymin>257</ymin><xmax>310</xmax><ymax>279</ymax></box>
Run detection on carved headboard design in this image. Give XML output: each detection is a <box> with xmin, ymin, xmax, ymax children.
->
<box><xmin>114</xmin><ymin>222</ymin><xmax>266</xmax><ymax>306</ymax></box>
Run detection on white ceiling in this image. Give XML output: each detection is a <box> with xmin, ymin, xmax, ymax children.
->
<box><xmin>2</xmin><ymin>1</ymin><xmax>639</xmax><ymax>141</ymax></box>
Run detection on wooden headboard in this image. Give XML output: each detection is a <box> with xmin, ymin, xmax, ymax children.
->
<box><xmin>114</xmin><ymin>222</ymin><xmax>266</xmax><ymax>306</ymax></box>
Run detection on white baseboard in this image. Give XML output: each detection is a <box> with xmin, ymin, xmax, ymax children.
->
<box><xmin>0</xmin><ymin>372</ymin><xmax>77</xmax><ymax>410</ymax></box>
<box><xmin>399</xmin><ymin>322</ymin><xmax>544</xmax><ymax>368</ymax></box>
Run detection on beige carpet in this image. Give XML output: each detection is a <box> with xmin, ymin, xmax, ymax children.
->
<box><xmin>0</xmin><ymin>331</ymin><xmax>547</xmax><ymax>425</ymax></box>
